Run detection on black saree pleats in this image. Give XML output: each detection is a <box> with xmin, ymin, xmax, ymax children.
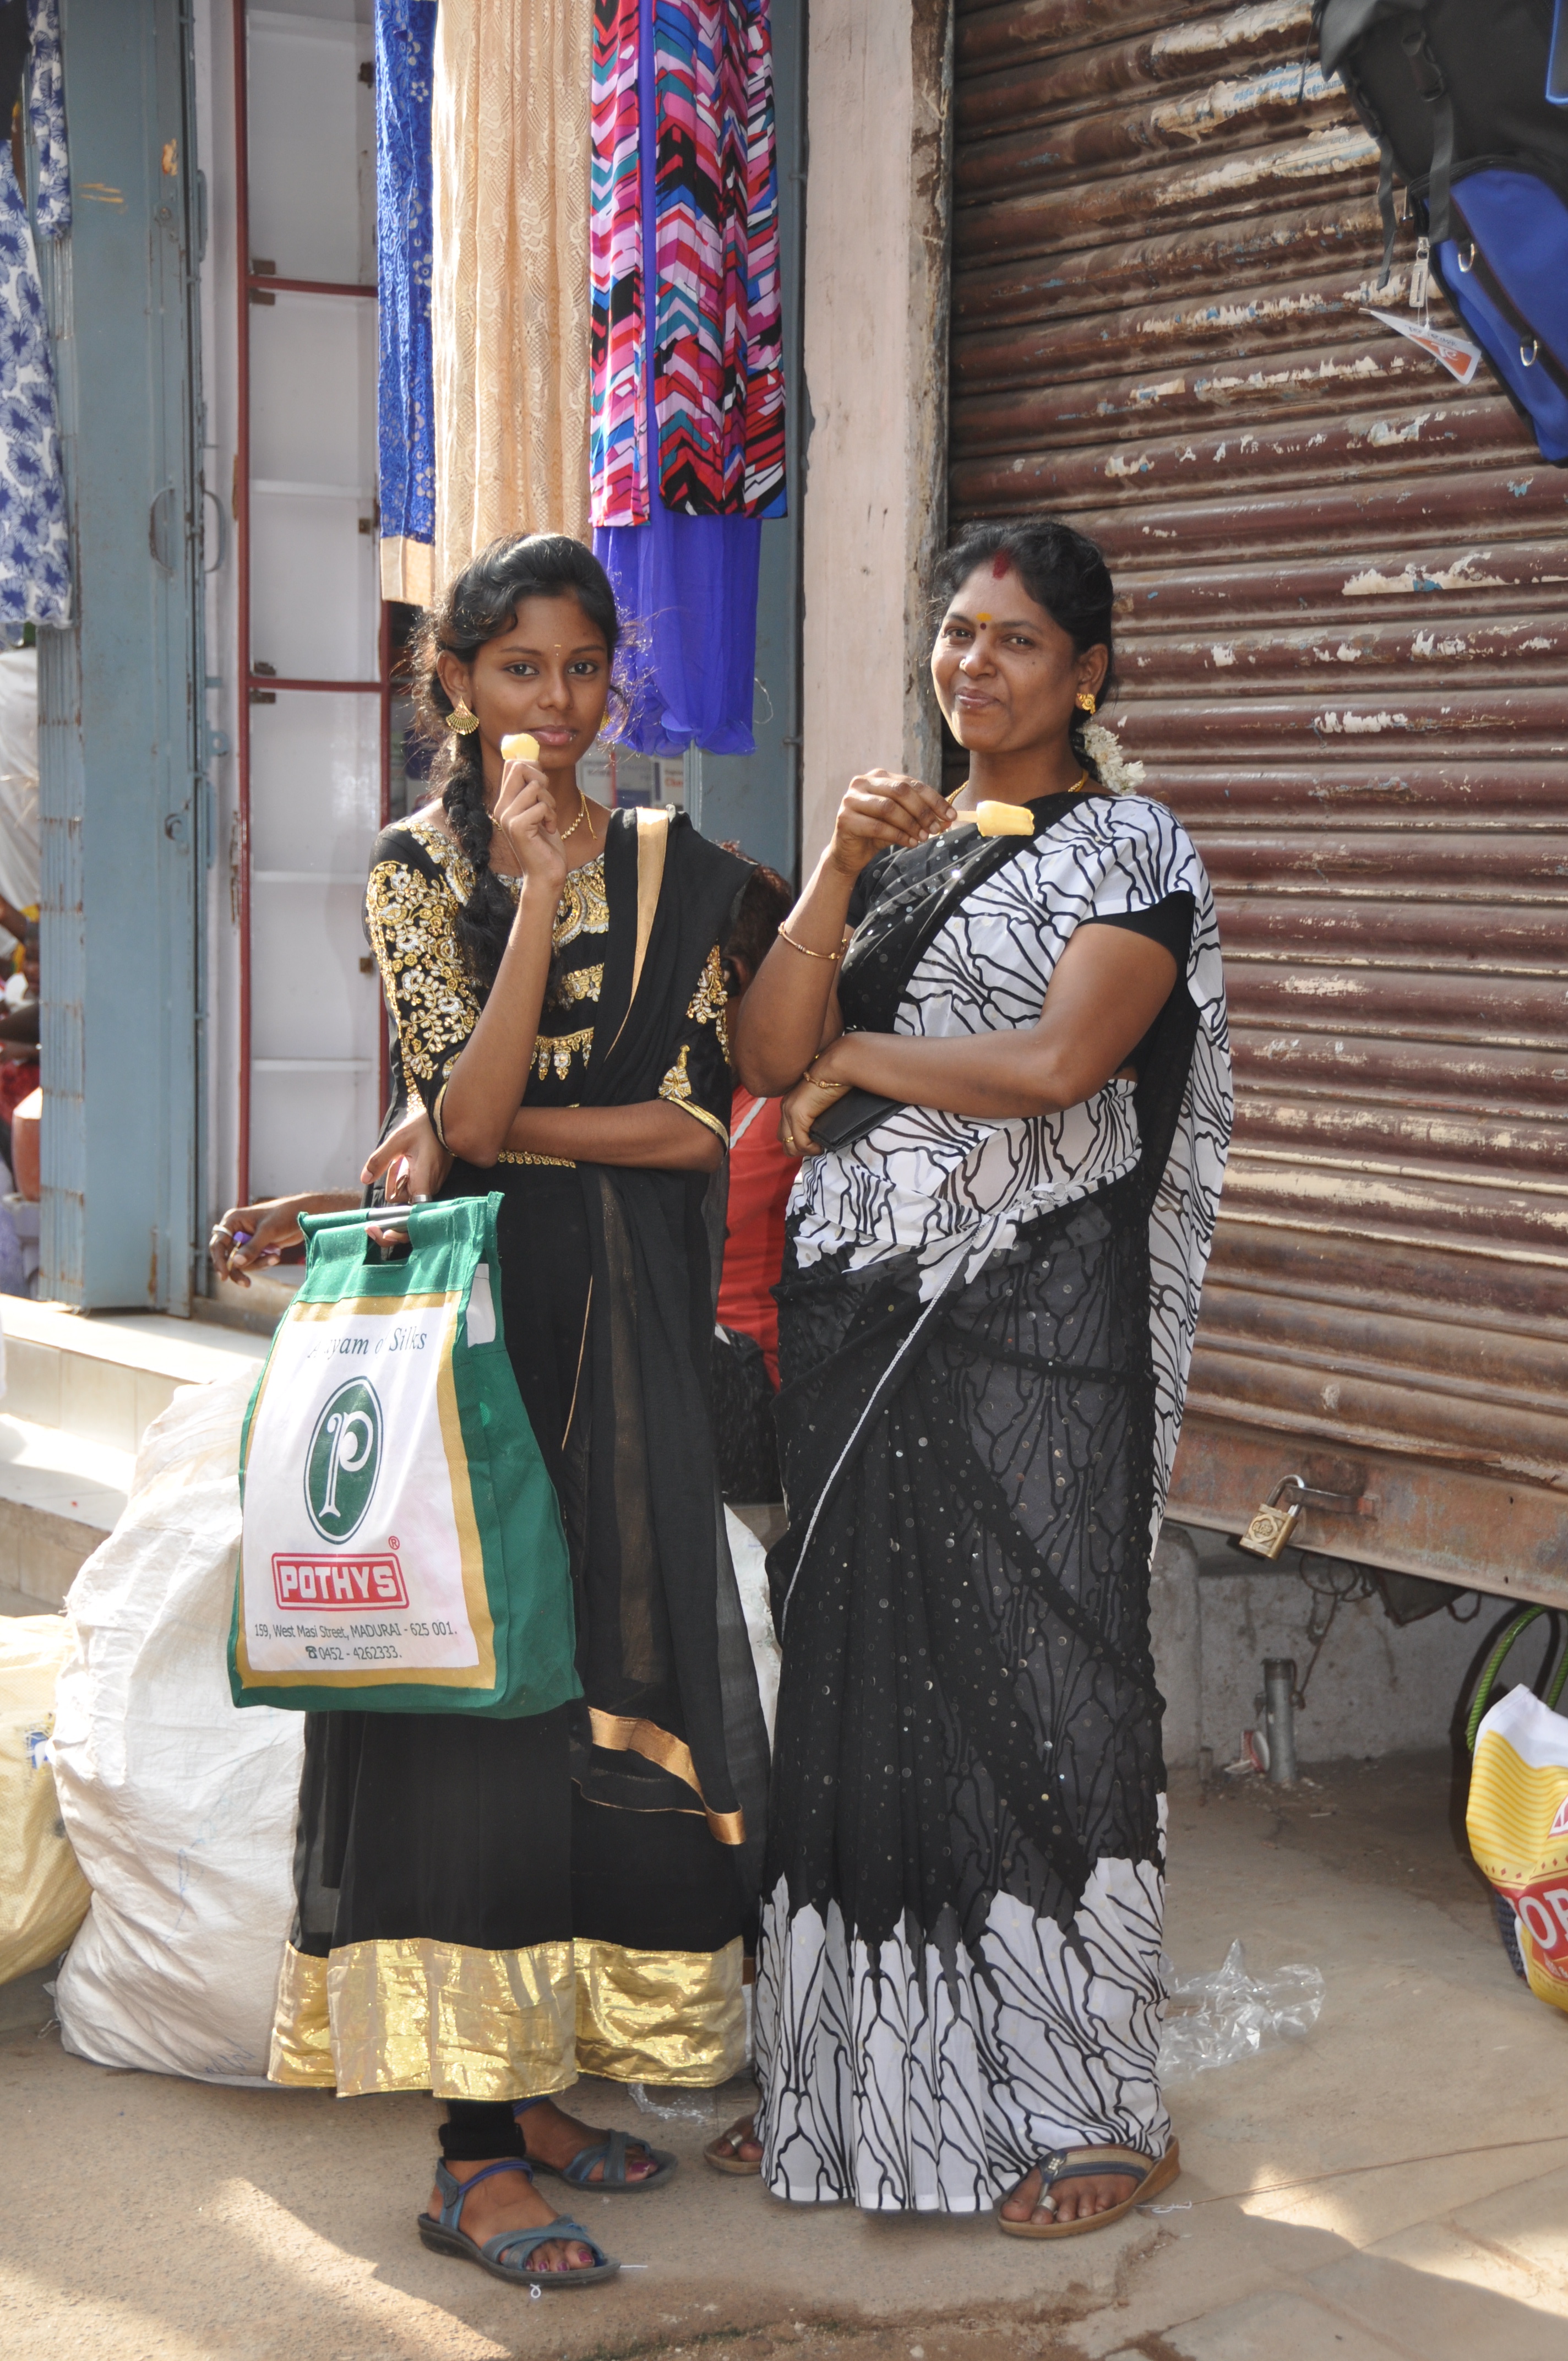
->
<box><xmin>766</xmin><ymin>1169</ymin><xmax>1165</xmax><ymax>1953</ymax></box>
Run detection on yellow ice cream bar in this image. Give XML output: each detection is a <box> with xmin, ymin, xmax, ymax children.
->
<box><xmin>499</xmin><ymin>732</ymin><xmax>540</xmax><ymax>763</ymax></box>
<box><xmin>974</xmin><ymin>800</ymin><xmax>1035</xmax><ymax>837</ymax></box>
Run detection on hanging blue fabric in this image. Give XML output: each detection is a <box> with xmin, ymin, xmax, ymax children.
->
<box><xmin>598</xmin><ymin>509</ymin><xmax>760</xmax><ymax>756</ymax></box>
<box><xmin>594</xmin><ymin>0</ymin><xmax>760</xmax><ymax>758</ymax></box>
<box><xmin>0</xmin><ymin>147</ymin><xmax>69</xmax><ymax>625</ymax></box>
<box><xmin>26</xmin><ymin>0</ymin><xmax>69</xmax><ymax>240</ymax></box>
<box><xmin>374</xmin><ymin>0</ymin><xmax>436</xmax><ymax>603</ymax></box>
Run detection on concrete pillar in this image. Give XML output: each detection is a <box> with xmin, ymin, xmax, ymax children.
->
<box><xmin>798</xmin><ymin>0</ymin><xmax>951</xmax><ymax>866</ymax></box>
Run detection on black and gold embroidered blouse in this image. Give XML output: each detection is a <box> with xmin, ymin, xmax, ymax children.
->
<box><xmin>364</xmin><ymin>813</ymin><xmax>732</xmax><ymax>1162</ymax></box>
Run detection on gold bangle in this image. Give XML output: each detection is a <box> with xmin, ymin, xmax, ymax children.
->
<box><xmin>776</xmin><ymin>920</ymin><xmax>841</xmax><ymax>964</ymax></box>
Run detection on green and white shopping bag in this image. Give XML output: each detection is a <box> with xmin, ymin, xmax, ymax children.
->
<box><xmin>228</xmin><ymin>1195</ymin><xmax>579</xmax><ymax>1717</ymax></box>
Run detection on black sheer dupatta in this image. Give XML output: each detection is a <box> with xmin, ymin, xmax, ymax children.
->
<box><xmin>764</xmin><ymin>794</ymin><xmax>1203</xmax><ymax>1941</ymax></box>
<box><xmin>567</xmin><ymin>810</ymin><xmax>770</xmax><ymax>1902</ymax></box>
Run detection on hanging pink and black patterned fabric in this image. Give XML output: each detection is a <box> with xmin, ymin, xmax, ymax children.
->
<box><xmin>590</xmin><ymin>0</ymin><xmax>783</xmax><ymax>525</ymax></box>
<box><xmin>590</xmin><ymin>0</ymin><xmax>645</xmax><ymax>526</ymax></box>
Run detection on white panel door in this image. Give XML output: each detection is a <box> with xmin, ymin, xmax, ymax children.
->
<box><xmin>246</xmin><ymin>3</ymin><xmax>380</xmax><ymax>1199</ymax></box>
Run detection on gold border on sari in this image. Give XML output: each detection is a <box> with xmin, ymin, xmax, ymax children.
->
<box><xmin>268</xmin><ymin>1942</ymin><xmax>335</xmax><ymax>2086</ymax></box>
<box><xmin>589</xmin><ymin>1706</ymin><xmax>745</xmax><ymax>1845</ymax></box>
<box><xmin>600</xmin><ymin>808</ymin><xmax>671</xmax><ymax>1066</ymax></box>
<box><xmin>573</xmin><ymin>1934</ymin><xmax>747</xmax><ymax>2086</ymax></box>
<box><xmin>631</xmin><ymin>807</ymin><xmax>670</xmax><ymax>1003</ymax></box>
<box><xmin>268</xmin><ymin>1935</ymin><xmax>579</xmax><ymax>2100</ymax></box>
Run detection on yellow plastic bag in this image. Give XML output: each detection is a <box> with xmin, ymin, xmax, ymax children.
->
<box><xmin>1467</xmin><ymin>1682</ymin><xmax>1568</xmax><ymax>2012</ymax></box>
<box><xmin>0</xmin><ymin>1614</ymin><xmax>89</xmax><ymax>1984</ymax></box>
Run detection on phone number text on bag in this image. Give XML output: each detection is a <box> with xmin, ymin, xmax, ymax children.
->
<box><xmin>271</xmin><ymin>1553</ymin><xmax>410</xmax><ymax>1609</ymax></box>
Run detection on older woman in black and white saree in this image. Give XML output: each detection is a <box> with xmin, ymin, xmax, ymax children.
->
<box><xmin>721</xmin><ymin>518</ymin><xmax>1232</xmax><ymax>2235</ymax></box>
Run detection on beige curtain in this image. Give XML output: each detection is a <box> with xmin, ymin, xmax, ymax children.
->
<box><xmin>430</xmin><ymin>0</ymin><xmax>594</xmax><ymax>595</ymax></box>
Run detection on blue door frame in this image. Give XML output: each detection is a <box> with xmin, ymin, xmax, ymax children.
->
<box><xmin>36</xmin><ymin>0</ymin><xmax>205</xmax><ymax>1311</ymax></box>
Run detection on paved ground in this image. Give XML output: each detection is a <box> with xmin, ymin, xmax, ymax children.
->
<box><xmin>4</xmin><ymin>1752</ymin><xmax>1568</xmax><ymax>2361</ymax></box>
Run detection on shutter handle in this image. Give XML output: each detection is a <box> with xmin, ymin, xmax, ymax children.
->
<box><xmin>1456</xmin><ymin>242</ymin><xmax>1475</xmax><ymax>272</ymax></box>
<box><xmin>148</xmin><ymin>484</ymin><xmax>177</xmax><ymax>576</ymax></box>
<box><xmin>1521</xmin><ymin>339</ymin><xmax>1539</xmax><ymax>368</ymax></box>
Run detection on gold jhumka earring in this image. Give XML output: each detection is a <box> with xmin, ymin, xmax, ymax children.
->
<box><xmin>445</xmin><ymin>703</ymin><xmax>480</xmax><ymax>735</ymax></box>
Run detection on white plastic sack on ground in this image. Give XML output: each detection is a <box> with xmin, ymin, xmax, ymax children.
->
<box><xmin>0</xmin><ymin>1613</ymin><xmax>89</xmax><ymax>1982</ymax></box>
<box><xmin>52</xmin><ymin>1369</ymin><xmax>305</xmax><ymax>2085</ymax></box>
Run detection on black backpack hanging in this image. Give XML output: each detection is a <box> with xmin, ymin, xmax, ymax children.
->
<box><xmin>1315</xmin><ymin>0</ymin><xmax>1568</xmax><ymax>463</ymax></box>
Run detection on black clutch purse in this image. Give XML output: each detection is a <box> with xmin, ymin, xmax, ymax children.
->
<box><xmin>806</xmin><ymin>1087</ymin><xmax>903</xmax><ymax>1151</ymax></box>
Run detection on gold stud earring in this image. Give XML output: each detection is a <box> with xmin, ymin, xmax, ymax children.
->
<box><xmin>1075</xmin><ymin>690</ymin><xmax>1097</xmax><ymax>715</ymax></box>
<box><xmin>445</xmin><ymin>702</ymin><xmax>480</xmax><ymax>735</ymax></box>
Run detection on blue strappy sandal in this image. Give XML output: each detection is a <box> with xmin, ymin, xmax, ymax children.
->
<box><xmin>514</xmin><ymin>2097</ymin><xmax>678</xmax><ymax>2193</ymax></box>
<box><xmin>417</xmin><ymin>2158</ymin><xmax>619</xmax><ymax>2288</ymax></box>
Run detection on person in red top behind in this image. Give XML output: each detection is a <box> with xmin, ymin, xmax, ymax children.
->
<box><xmin>712</xmin><ymin>852</ymin><xmax>798</xmax><ymax>1503</ymax></box>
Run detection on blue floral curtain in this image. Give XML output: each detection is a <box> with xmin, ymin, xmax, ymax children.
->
<box><xmin>375</xmin><ymin>0</ymin><xmax>437</xmax><ymax>607</ymax></box>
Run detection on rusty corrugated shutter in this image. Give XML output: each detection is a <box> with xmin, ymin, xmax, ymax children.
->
<box><xmin>949</xmin><ymin>0</ymin><xmax>1568</xmax><ymax>1599</ymax></box>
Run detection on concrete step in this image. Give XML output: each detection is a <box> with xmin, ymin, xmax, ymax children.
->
<box><xmin>3</xmin><ymin>1298</ymin><xmax>265</xmax><ymax>1451</ymax></box>
<box><xmin>0</xmin><ymin>1301</ymin><xmax>266</xmax><ymax>1609</ymax></box>
<box><xmin>0</xmin><ymin>1415</ymin><xmax>132</xmax><ymax>1607</ymax></box>
<box><xmin>197</xmin><ymin>1261</ymin><xmax>304</xmax><ymax>1339</ymax></box>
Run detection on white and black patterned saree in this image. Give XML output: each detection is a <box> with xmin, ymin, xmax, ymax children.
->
<box><xmin>753</xmin><ymin>788</ymin><xmax>1232</xmax><ymax>2211</ymax></box>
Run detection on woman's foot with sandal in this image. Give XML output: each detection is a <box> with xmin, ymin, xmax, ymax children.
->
<box><xmin>998</xmin><ymin>2140</ymin><xmax>1180</xmax><ymax>2238</ymax></box>
<box><xmin>420</xmin><ymin>2156</ymin><xmax>617</xmax><ymax>2286</ymax></box>
<box><xmin>704</xmin><ymin>2113</ymin><xmax>763</xmax><ymax>2175</ymax></box>
<box><xmin>516</xmin><ymin>2095</ymin><xmax>675</xmax><ymax>2190</ymax></box>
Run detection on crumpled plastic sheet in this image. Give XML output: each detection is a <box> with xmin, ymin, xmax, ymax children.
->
<box><xmin>629</xmin><ymin>2080</ymin><xmax>717</xmax><ymax>2123</ymax></box>
<box><xmin>1158</xmin><ymin>1939</ymin><xmax>1325</xmax><ymax>2082</ymax></box>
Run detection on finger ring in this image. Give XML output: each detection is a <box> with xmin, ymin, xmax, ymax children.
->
<box><xmin>210</xmin><ymin>1225</ymin><xmax>233</xmax><ymax>1243</ymax></box>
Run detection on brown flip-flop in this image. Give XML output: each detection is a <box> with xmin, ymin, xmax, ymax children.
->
<box><xmin>704</xmin><ymin>2117</ymin><xmax>763</xmax><ymax>2177</ymax></box>
<box><xmin>997</xmin><ymin>2138</ymin><xmax>1180</xmax><ymax>2239</ymax></box>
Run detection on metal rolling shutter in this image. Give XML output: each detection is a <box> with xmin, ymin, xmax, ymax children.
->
<box><xmin>949</xmin><ymin>0</ymin><xmax>1568</xmax><ymax>1600</ymax></box>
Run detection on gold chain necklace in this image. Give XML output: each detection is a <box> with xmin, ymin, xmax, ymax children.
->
<box><xmin>558</xmin><ymin>785</ymin><xmax>597</xmax><ymax>843</ymax></box>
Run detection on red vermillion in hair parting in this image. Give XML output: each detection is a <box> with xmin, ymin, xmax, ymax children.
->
<box><xmin>990</xmin><ymin>553</ymin><xmax>1010</xmax><ymax>578</ymax></box>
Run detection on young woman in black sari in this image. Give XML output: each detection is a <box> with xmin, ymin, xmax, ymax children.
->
<box><xmin>723</xmin><ymin>520</ymin><xmax>1231</xmax><ymax>2235</ymax></box>
<box><xmin>269</xmin><ymin>536</ymin><xmax>767</xmax><ymax>2289</ymax></box>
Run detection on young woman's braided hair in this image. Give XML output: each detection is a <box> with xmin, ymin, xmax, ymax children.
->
<box><xmin>932</xmin><ymin>518</ymin><xmax>1122</xmax><ymax>786</ymax></box>
<box><xmin>410</xmin><ymin>534</ymin><xmax>622</xmax><ymax>989</ymax></box>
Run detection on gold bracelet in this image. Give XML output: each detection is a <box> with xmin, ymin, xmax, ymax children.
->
<box><xmin>777</xmin><ymin>920</ymin><xmax>841</xmax><ymax>964</ymax></box>
<box><xmin>803</xmin><ymin>1049</ymin><xmax>850</xmax><ymax>1096</ymax></box>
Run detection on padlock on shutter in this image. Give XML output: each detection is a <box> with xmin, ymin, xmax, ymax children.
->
<box><xmin>1238</xmin><ymin>1477</ymin><xmax>1306</xmax><ymax>1561</ymax></box>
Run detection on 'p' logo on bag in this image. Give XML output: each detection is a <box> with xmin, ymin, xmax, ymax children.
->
<box><xmin>306</xmin><ymin>1380</ymin><xmax>383</xmax><ymax>1541</ymax></box>
<box><xmin>228</xmin><ymin>1196</ymin><xmax>579</xmax><ymax>1721</ymax></box>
